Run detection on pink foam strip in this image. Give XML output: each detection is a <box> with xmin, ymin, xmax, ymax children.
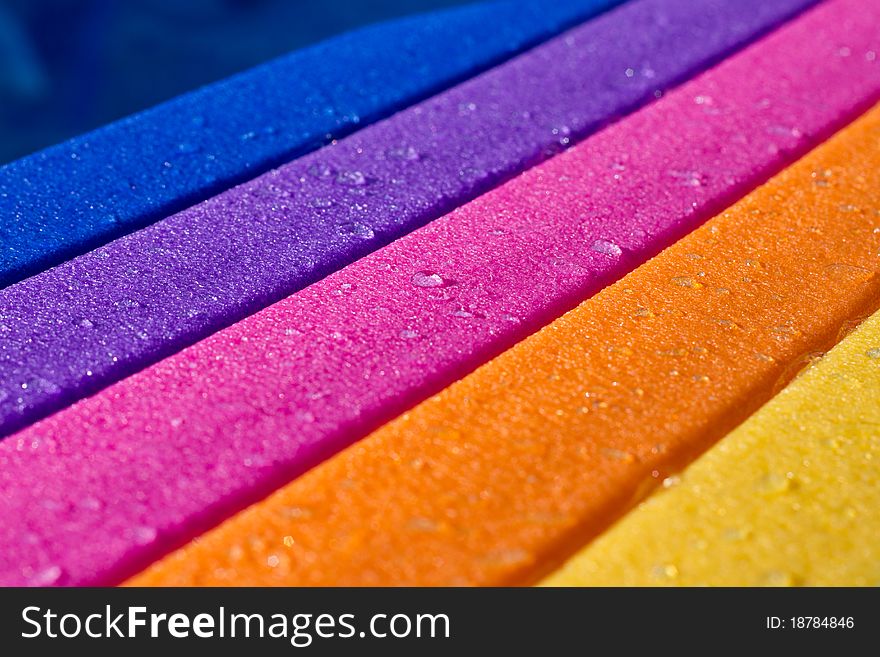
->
<box><xmin>2</xmin><ymin>0</ymin><xmax>879</xmax><ymax>586</ymax></box>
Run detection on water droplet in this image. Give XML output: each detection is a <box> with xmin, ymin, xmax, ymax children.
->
<box><xmin>399</xmin><ymin>329</ymin><xmax>418</xmax><ymax>340</ymax></box>
<box><xmin>670</xmin><ymin>276</ymin><xmax>702</xmax><ymax>289</ymax></box>
<box><xmin>388</xmin><ymin>146</ymin><xmax>420</xmax><ymax>161</ymax></box>
<box><xmin>756</xmin><ymin>472</ymin><xmax>795</xmax><ymax>495</ymax></box>
<box><xmin>624</xmin><ymin>67</ymin><xmax>635</xmax><ymax>77</ymax></box>
<box><xmin>771</xmin><ymin>324</ymin><xmax>800</xmax><ymax>339</ymax></box>
<box><xmin>282</xmin><ymin>506</ymin><xmax>313</xmax><ymax>520</ymax></box>
<box><xmin>723</xmin><ymin>526</ymin><xmax>751</xmax><ymax>542</ymax></box>
<box><xmin>132</xmin><ymin>526</ymin><xmax>158</xmax><ymax>545</ymax></box>
<box><xmin>590</xmin><ymin>239</ymin><xmax>622</xmax><ymax>257</ymax></box>
<box><xmin>450</xmin><ymin>309</ymin><xmax>473</xmax><ymax>318</ymax></box>
<box><xmin>80</xmin><ymin>496</ymin><xmax>103</xmax><ymax>511</ymax></box>
<box><xmin>485</xmin><ymin>548</ymin><xmax>529</xmax><ymax>566</ymax></box>
<box><xmin>652</xmin><ymin>563</ymin><xmax>679</xmax><ymax>580</ymax></box>
<box><xmin>116</xmin><ymin>298</ymin><xmax>142</xmax><ymax>309</ymax></box>
<box><xmin>865</xmin><ymin>347</ymin><xmax>880</xmax><ymax>359</ymax></box>
<box><xmin>824</xmin><ymin>262</ymin><xmax>871</xmax><ymax>283</ymax></box>
<box><xmin>411</xmin><ymin>271</ymin><xmax>446</xmax><ymax>288</ymax></box>
<box><xmin>307</xmin><ymin>162</ymin><xmax>335</xmax><ymax>179</ymax></box>
<box><xmin>406</xmin><ymin>517</ymin><xmax>439</xmax><ymax>532</ymax></box>
<box><xmin>76</xmin><ymin>318</ymin><xmax>94</xmax><ymax>329</ymax></box>
<box><xmin>669</xmin><ymin>170</ymin><xmax>706</xmax><ymax>187</ymax></box>
<box><xmin>601</xmin><ymin>447</ymin><xmax>635</xmax><ymax>463</ymax></box>
<box><xmin>336</xmin><ymin>222</ymin><xmax>375</xmax><ymax>239</ymax></box>
<box><xmin>550</xmin><ymin>125</ymin><xmax>571</xmax><ymax>147</ymax></box>
<box><xmin>760</xmin><ymin>570</ymin><xmax>798</xmax><ymax>586</ymax></box>
<box><xmin>811</xmin><ymin>169</ymin><xmax>833</xmax><ymax>187</ymax></box>
<box><xmin>311</xmin><ymin>197</ymin><xmax>334</xmax><ymax>209</ymax></box>
<box><xmin>30</xmin><ymin>566</ymin><xmax>63</xmax><ymax>586</ymax></box>
<box><xmin>177</xmin><ymin>142</ymin><xmax>200</xmax><ymax>154</ymax></box>
<box><xmin>170</xmin><ymin>417</ymin><xmax>183</xmax><ymax>428</ymax></box>
<box><xmin>336</xmin><ymin>170</ymin><xmax>367</xmax><ymax>186</ymax></box>
<box><xmin>766</xmin><ymin>124</ymin><xmax>803</xmax><ymax>139</ymax></box>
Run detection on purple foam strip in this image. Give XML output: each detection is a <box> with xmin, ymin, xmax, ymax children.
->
<box><xmin>1</xmin><ymin>0</ymin><xmax>875</xmax><ymax>587</ymax></box>
<box><xmin>0</xmin><ymin>0</ymin><xmax>819</xmax><ymax>439</ymax></box>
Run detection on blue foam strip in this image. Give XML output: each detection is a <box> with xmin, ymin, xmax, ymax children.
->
<box><xmin>0</xmin><ymin>0</ymin><xmax>622</xmax><ymax>288</ymax></box>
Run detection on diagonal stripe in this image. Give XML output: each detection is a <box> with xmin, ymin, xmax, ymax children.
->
<box><xmin>0</xmin><ymin>0</ymin><xmax>625</xmax><ymax>288</ymax></box>
<box><xmin>542</xmin><ymin>310</ymin><xmax>880</xmax><ymax>587</ymax></box>
<box><xmin>0</xmin><ymin>0</ymin><xmax>820</xmax><ymax>440</ymax></box>
<box><xmin>128</xmin><ymin>103</ymin><xmax>880</xmax><ymax>587</ymax></box>
<box><xmin>1</xmin><ymin>0</ymin><xmax>874</xmax><ymax>588</ymax></box>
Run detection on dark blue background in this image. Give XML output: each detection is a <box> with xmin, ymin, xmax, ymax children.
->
<box><xmin>0</xmin><ymin>0</ymin><xmax>473</xmax><ymax>165</ymax></box>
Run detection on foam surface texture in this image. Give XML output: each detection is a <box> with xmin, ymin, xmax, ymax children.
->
<box><xmin>129</xmin><ymin>104</ymin><xmax>880</xmax><ymax>586</ymax></box>
<box><xmin>0</xmin><ymin>0</ymin><xmax>874</xmax><ymax>587</ymax></box>
<box><xmin>0</xmin><ymin>0</ymin><xmax>623</xmax><ymax>288</ymax></box>
<box><xmin>543</xmin><ymin>310</ymin><xmax>880</xmax><ymax>587</ymax></box>
<box><xmin>0</xmin><ymin>0</ymin><xmax>819</xmax><ymax>439</ymax></box>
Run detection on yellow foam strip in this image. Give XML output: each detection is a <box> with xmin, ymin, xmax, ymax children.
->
<box><xmin>130</xmin><ymin>105</ymin><xmax>880</xmax><ymax>587</ymax></box>
<box><xmin>543</xmin><ymin>311</ymin><xmax>880</xmax><ymax>587</ymax></box>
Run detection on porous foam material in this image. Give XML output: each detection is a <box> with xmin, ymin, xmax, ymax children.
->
<box><xmin>0</xmin><ymin>0</ymin><xmax>624</xmax><ymax>289</ymax></box>
<box><xmin>129</xmin><ymin>104</ymin><xmax>880</xmax><ymax>587</ymax></box>
<box><xmin>542</xmin><ymin>311</ymin><xmax>880</xmax><ymax>587</ymax></box>
<box><xmin>0</xmin><ymin>0</ymin><xmax>873</xmax><ymax>588</ymax></box>
<box><xmin>0</xmin><ymin>0</ymin><xmax>819</xmax><ymax>439</ymax></box>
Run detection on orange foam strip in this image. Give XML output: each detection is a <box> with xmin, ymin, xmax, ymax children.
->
<box><xmin>130</xmin><ymin>104</ymin><xmax>880</xmax><ymax>587</ymax></box>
